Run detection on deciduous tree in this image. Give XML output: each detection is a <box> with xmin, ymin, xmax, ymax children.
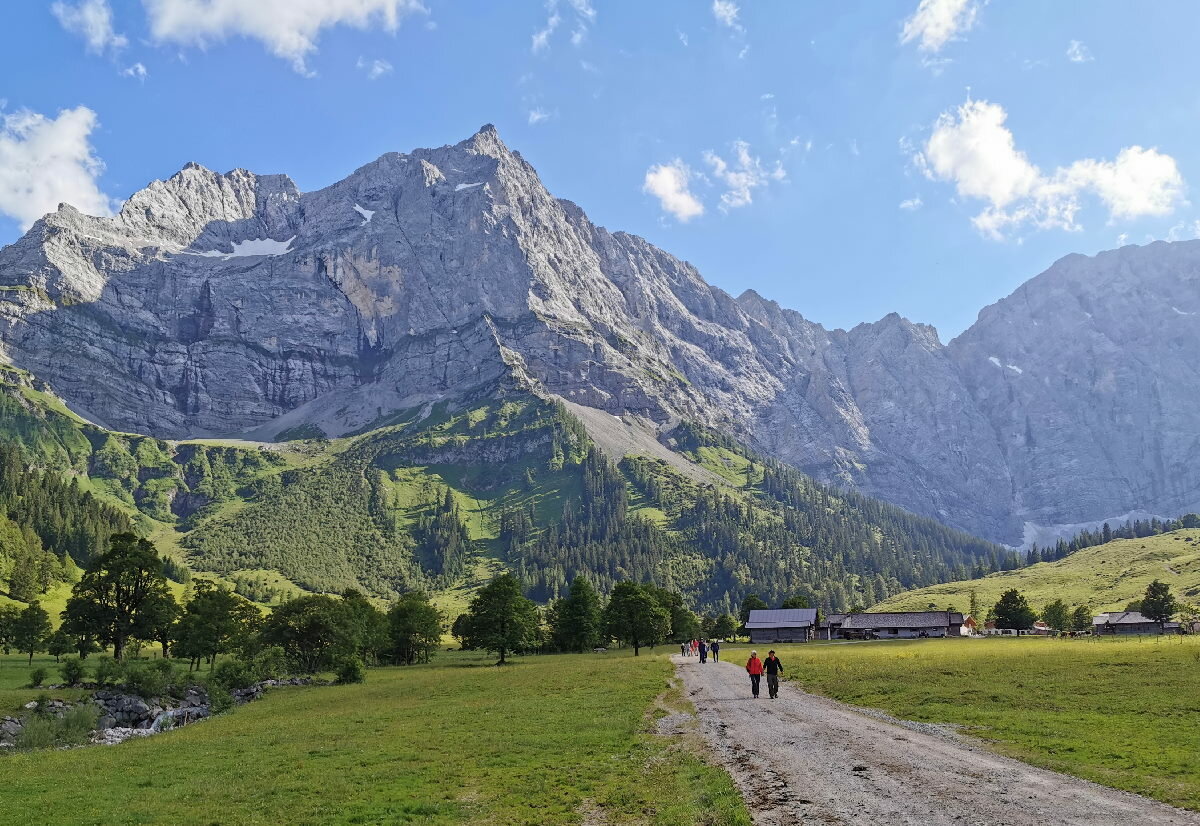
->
<box><xmin>1141</xmin><ymin>580</ymin><xmax>1177</xmax><ymax>632</ymax></box>
<box><xmin>12</xmin><ymin>601</ymin><xmax>51</xmax><ymax>664</ymax></box>
<box><xmin>459</xmin><ymin>573</ymin><xmax>539</xmax><ymax>664</ymax></box>
<box><xmin>62</xmin><ymin>533</ymin><xmax>175</xmax><ymax>660</ymax></box>
<box><xmin>388</xmin><ymin>591</ymin><xmax>443</xmax><ymax>665</ymax></box>
<box><xmin>1041</xmin><ymin>599</ymin><xmax>1070</xmax><ymax>633</ymax></box>
<box><xmin>603</xmin><ymin>581</ymin><xmax>670</xmax><ymax>656</ymax></box>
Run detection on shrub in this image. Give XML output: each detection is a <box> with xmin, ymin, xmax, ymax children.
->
<box><xmin>93</xmin><ymin>656</ymin><xmax>124</xmax><ymax>686</ymax></box>
<box><xmin>27</xmin><ymin>667</ymin><xmax>47</xmax><ymax>688</ymax></box>
<box><xmin>15</xmin><ymin>716</ymin><xmax>57</xmax><ymax>750</ymax></box>
<box><xmin>252</xmin><ymin>646</ymin><xmax>288</xmax><ymax>681</ymax></box>
<box><xmin>123</xmin><ymin>662</ymin><xmax>168</xmax><ymax>699</ymax></box>
<box><xmin>207</xmin><ymin>686</ymin><xmax>234</xmax><ymax>714</ymax></box>
<box><xmin>335</xmin><ymin>656</ymin><xmax>366</xmax><ymax>685</ymax></box>
<box><xmin>59</xmin><ymin>705</ymin><xmax>98</xmax><ymax>746</ymax></box>
<box><xmin>212</xmin><ymin>659</ymin><xmax>258</xmax><ymax>691</ymax></box>
<box><xmin>59</xmin><ymin>657</ymin><xmax>86</xmax><ymax>686</ymax></box>
<box><xmin>14</xmin><ymin>705</ymin><xmax>98</xmax><ymax>751</ymax></box>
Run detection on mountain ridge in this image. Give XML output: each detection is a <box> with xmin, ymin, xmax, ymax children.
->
<box><xmin>2</xmin><ymin>125</ymin><xmax>1198</xmax><ymax>545</ymax></box>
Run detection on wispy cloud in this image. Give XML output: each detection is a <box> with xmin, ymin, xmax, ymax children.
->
<box><xmin>704</xmin><ymin>140</ymin><xmax>786</xmax><ymax>211</ymax></box>
<box><xmin>1066</xmin><ymin>40</ymin><xmax>1093</xmax><ymax>63</ymax></box>
<box><xmin>121</xmin><ymin>62</ymin><xmax>148</xmax><ymax>80</ymax></box>
<box><xmin>532</xmin><ymin>0</ymin><xmax>596</xmax><ymax>54</ymax></box>
<box><xmin>528</xmin><ymin>107</ymin><xmax>550</xmax><ymax>125</ymax></box>
<box><xmin>51</xmin><ymin>0</ymin><xmax>127</xmax><ymax>55</ymax></box>
<box><xmin>900</xmin><ymin>0</ymin><xmax>980</xmax><ymax>54</ymax></box>
<box><xmin>356</xmin><ymin>56</ymin><xmax>393</xmax><ymax>79</ymax></box>
<box><xmin>712</xmin><ymin>0</ymin><xmax>743</xmax><ymax>32</ymax></box>
<box><xmin>899</xmin><ymin>196</ymin><xmax>924</xmax><ymax>211</ymax></box>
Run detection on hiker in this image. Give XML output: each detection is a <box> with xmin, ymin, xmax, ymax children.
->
<box><xmin>680</xmin><ymin>641</ymin><xmax>689</xmax><ymax>657</ymax></box>
<box><xmin>764</xmin><ymin>650</ymin><xmax>783</xmax><ymax>699</ymax></box>
<box><xmin>710</xmin><ymin>639</ymin><xmax>720</xmax><ymax>662</ymax></box>
<box><xmin>691</xmin><ymin>639</ymin><xmax>698</xmax><ymax>656</ymax></box>
<box><xmin>698</xmin><ymin>639</ymin><xmax>708</xmax><ymax>663</ymax></box>
<box><xmin>745</xmin><ymin>650</ymin><xmax>764</xmax><ymax>698</ymax></box>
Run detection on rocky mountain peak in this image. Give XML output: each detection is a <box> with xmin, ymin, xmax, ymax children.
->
<box><xmin>1</xmin><ymin>133</ymin><xmax>1199</xmax><ymax>546</ymax></box>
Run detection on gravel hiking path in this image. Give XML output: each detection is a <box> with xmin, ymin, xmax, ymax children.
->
<box><xmin>673</xmin><ymin>655</ymin><xmax>1200</xmax><ymax>825</ymax></box>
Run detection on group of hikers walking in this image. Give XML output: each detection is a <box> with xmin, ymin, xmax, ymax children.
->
<box><xmin>680</xmin><ymin>638</ymin><xmax>720</xmax><ymax>663</ymax></box>
<box><xmin>680</xmin><ymin>643</ymin><xmax>784</xmax><ymax>699</ymax></box>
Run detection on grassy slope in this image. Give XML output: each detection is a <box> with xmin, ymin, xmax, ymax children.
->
<box><xmin>723</xmin><ymin>636</ymin><xmax>1200</xmax><ymax>812</ymax></box>
<box><xmin>0</xmin><ymin>650</ymin><xmax>749</xmax><ymax>826</ymax></box>
<box><xmin>876</xmin><ymin>530</ymin><xmax>1200</xmax><ymax>613</ymax></box>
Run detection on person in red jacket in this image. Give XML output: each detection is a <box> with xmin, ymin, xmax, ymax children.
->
<box><xmin>745</xmin><ymin>650</ymin><xmax>764</xmax><ymax>698</ymax></box>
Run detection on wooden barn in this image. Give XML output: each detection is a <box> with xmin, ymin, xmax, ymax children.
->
<box><xmin>838</xmin><ymin>611</ymin><xmax>964</xmax><ymax>640</ymax></box>
<box><xmin>1093</xmin><ymin>611</ymin><xmax>1162</xmax><ymax>635</ymax></box>
<box><xmin>745</xmin><ymin>609</ymin><xmax>818</xmax><ymax>643</ymax></box>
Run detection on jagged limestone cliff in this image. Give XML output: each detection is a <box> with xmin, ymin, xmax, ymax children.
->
<box><xmin>2</xmin><ymin>126</ymin><xmax>1198</xmax><ymax>544</ymax></box>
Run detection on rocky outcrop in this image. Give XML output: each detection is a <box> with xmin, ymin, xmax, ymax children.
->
<box><xmin>1</xmin><ymin>126</ymin><xmax>1198</xmax><ymax>544</ymax></box>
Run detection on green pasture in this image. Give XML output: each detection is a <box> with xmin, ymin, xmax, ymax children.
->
<box><xmin>0</xmin><ymin>649</ymin><xmax>749</xmax><ymax>826</ymax></box>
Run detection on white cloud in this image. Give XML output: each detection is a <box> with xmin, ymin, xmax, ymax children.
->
<box><xmin>142</xmin><ymin>0</ymin><xmax>425</xmax><ymax>74</ymax></box>
<box><xmin>1066</xmin><ymin>40</ymin><xmax>1093</xmax><ymax>63</ymax></box>
<box><xmin>899</xmin><ymin>196</ymin><xmax>924</xmax><ymax>211</ymax></box>
<box><xmin>531</xmin><ymin>9</ymin><xmax>560</xmax><ymax>53</ymax></box>
<box><xmin>704</xmin><ymin>140</ymin><xmax>785</xmax><ymax>211</ymax></box>
<box><xmin>1116</xmin><ymin>232</ymin><xmax>1129</xmax><ymax>245</ymax></box>
<box><xmin>643</xmin><ymin>160</ymin><xmax>704</xmax><ymax>222</ymax></box>
<box><xmin>900</xmin><ymin>0</ymin><xmax>979</xmax><ymax>54</ymax></box>
<box><xmin>0</xmin><ymin>106</ymin><xmax>115</xmax><ymax>230</ymax></box>
<box><xmin>51</xmin><ymin>0</ymin><xmax>127</xmax><ymax>54</ymax></box>
<box><xmin>532</xmin><ymin>0</ymin><xmax>595</xmax><ymax>54</ymax></box>
<box><xmin>356</xmin><ymin>56</ymin><xmax>392</xmax><ymax>79</ymax></box>
<box><xmin>677</xmin><ymin>29</ymin><xmax>689</xmax><ymax>47</ymax></box>
<box><xmin>712</xmin><ymin>0</ymin><xmax>742</xmax><ymax>31</ymax></box>
<box><xmin>527</xmin><ymin>108</ymin><xmax>550</xmax><ymax>125</ymax></box>
<box><xmin>920</xmin><ymin>97</ymin><xmax>1186</xmax><ymax>239</ymax></box>
<box><xmin>1164</xmin><ymin>220</ymin><xmax>1200</xmax><ymax>242</ymax></box>
<box><xmin>121</xmin><ymin>62</ymin><xmax>148</xmax><ymax>80</ymax></box>
<box><xmin>760</xmin><ymin>92</ymin><xmax>774</xmax><ymax>100</ymax></box>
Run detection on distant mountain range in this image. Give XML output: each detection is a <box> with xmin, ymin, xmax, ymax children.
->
<box><xmin>2</xmin><ymin>125</ymin><xmax>1198</xmax><ymax>547</ymax></box>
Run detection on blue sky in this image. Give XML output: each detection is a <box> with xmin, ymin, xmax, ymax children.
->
<box><xmin>2</xmin><ymin>0</ymin><xmax>1199</xmax><ymax>338</ymax></box>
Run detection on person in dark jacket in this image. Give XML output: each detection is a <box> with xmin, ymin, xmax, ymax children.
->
<box><xmin>710</xmin><ymin>639</ymin><xmax>720</xmax><ymax>662</ymax></box>
<box><xmin>763</xmin><ymin>650</ymin><xmax>783</xmax><ymax>699</ymax></box>
<box><xmin>698</xmin><ymin>639</ymin><xmax>708</xmax><ymax>663</ymax></box>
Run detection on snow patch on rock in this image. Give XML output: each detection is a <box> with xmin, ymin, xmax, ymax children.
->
<box><xmin>189</xmin><ymin>237</ymin><xmax>296</xmax><ymax>259</ymax></box>
<box><xmin>353</xmin><ymin>204</ymin><xmax>374</xmax><ymax>225</ymax></box>
<box><xmin>454</xmin><ymin>182</ymin><xmax>484</xmax><ymax>192</ymax></box>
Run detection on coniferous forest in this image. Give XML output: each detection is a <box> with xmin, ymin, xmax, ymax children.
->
<box><xmin>0</xmin><ymin>371</ymin><xmax>1021</xmax><ymax>614</ymax></box>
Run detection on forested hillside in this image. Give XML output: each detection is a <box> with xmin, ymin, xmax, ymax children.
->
<box><xmin>0</xmin><ymin>366</ymin><xmax>1010</xmax><ymax>613</ymax></box>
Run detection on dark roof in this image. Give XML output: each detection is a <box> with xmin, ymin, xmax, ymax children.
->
<box><xmin>840</xmin><ymin>611</ymin><xmax>964</xmax><ymax>630</ymax></box>
<box><xmin>1094</xmin><ymin>611</ymin><xmax>1157</xmax><ymax>625</ymax></box>
<box><xmin>822</xmin><ymin>613</ymin><xmax>847</xmax><ymax>626</ymax></box>
<box><xmin>745</xmin><ymin>608</ymin><xmax>818</xmax><ymax>629</ymax></box>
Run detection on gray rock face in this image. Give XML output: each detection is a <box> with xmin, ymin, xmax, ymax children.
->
<box><xmin>1</xmin><ymin>125</ymin><xmax>1197</xmax><ymax>544</ymax></box>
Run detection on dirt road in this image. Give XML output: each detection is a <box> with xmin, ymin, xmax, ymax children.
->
<box><xmin>673</xmin><ymin>655</ymin><xmax>1199</xmax><ymax>825</ymax></box>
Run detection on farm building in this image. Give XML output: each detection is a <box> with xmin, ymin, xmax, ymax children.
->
<box><xmin>838</xmin><ymin>611</ymin><xmax>964</xmax><ymax>640</ymax></box>
<box><xmin>817</xmin><ymin>613</ymin><xmax>847</xmax><ymax>640</ymax></box>
<box><xmin>745</xmin><ymin>609</ymin><xmax>818</xmax><ymax>643</ymax></box>
<box><xmin>1094</xmin><ymin>611</ymin><xmax>1164</xmax><ymax>634</ymax></box>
